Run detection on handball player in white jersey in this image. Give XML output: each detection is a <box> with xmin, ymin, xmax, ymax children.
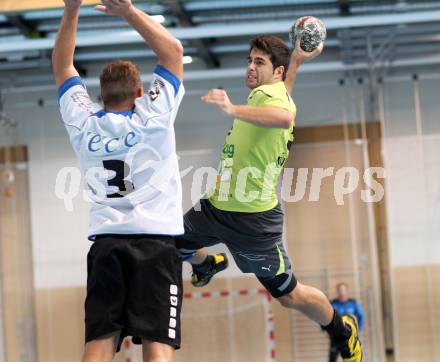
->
<box><xmin>52</xmin><ymin>0</ymin><xmax>184</xmax><ymax>361</ymax></box>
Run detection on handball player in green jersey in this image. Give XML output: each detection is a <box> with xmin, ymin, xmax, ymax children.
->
<box><xmin>176</xmin><ymin>36</ymin><xmax>362</xmax><ymax>361</ymax></box>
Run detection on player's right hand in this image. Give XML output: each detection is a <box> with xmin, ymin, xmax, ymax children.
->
<box><xmin>201</xmin><ymin>89</ymin><xmax>235</xmax><ymax>116</ymax></box>
<box><xmin>63</xmin><ymin>0</ymin><xmax>82</xmax><ymax>9</ymax></box>
<box><xmin>291</xmin><ymin>37</ymin><xmax>323</xmax><ymax>66</ymax></box>
<box><xmin>95</xmin><ymin>0</ymin><xmax>134</xmax><ymax>16</ymax></box>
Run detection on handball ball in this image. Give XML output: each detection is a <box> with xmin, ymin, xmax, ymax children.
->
<box><xmin>290</xmin><ymin>16</ymin><xmax>326</xmax><ymax>52</ymax></box>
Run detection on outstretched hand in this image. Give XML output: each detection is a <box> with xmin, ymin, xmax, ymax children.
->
<box><xmin>291</xmin><ymin>37</ymin><xmax>323</xmax><ymax>66</ymax></box>
<box><xmin>94</xmin><ymin>0</ymin><xmax>134</xmax><ymax>16</ymax></box>
<box><xmin>201</xmin><ymin>89</ymin><xmax>235</xmax><ymax>116</ymax></box>
<box><xmin>64</xmin><ymin>0</ymin><xmax>82</xmax><ymax>9</ymax></box>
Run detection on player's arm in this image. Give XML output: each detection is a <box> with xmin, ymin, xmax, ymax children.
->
<box><xmin>284</xmin><ymin>37</ymin><xmax>323</xmax><ymax>94</ymax></box>
<box><xmin>95</xmin><ymin>0</ymin><xmax>183</xmax><ymax>81</ymax></box>
<box><xmin>354</xmin><ymin>302</ymin><xmax>365</xmax><ymax>331</ymax></box>
<box><xmin>201</xmin><ymin>89</ymin><xmax>293</xmax><ymax>129</ymax></box>
<box><xmin>52</xmin><ymin>0</ymin><xmax>82</xmax><ymax>87</ymax></box>
<box><xmin>54</xmin><ymin>0</ymin><xmax>100</xmax><ymax>135</ymax></box>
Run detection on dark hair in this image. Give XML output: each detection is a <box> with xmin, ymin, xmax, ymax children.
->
<box><xmin>100</xmin><ymin>60</ymin><xmax>142</xmax><ymax>107</ymax></box>
<box><xmin>249</xmin><ymin>35</ymin><xmax>290</xmax><ymax>80</ymax></box>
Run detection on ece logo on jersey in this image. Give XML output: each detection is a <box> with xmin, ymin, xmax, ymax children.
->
<box><xmin>86</xmin><ymin>130</ymin><xmax>138</xmax><ymax>154</ymax></box>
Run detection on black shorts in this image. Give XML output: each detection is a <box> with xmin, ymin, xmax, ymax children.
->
<box><xmin>85</xmin><ymin>234</ymin><xmax>182</xmax><ymax>351</ymax></box>
<box><xmin>175</xmin><ymin>199</ymin><xmax>297</xmax><ymax>298</ymax></box>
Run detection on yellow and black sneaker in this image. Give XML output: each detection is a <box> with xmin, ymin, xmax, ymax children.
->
<box><xmin>339</xmin><ymin>315</ymin><xmax>363</xmax><ymax>362</ymax></box>
<box><xmin>191</xmin><ymin>253</ymin><xmax>229</xmax><ymax>287</ymax></box>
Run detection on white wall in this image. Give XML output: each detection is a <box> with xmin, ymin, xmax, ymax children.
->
<box><xmin>381</xmin><ymin>77</ymin><xmax>440</xmax><ymax>267</ymax></box>
<box><xmin>4</xmin><ymin>103</ymin><xmax>90</xmax><ymax>289</ymax></box>
<box><xmin>384</xmin><ymin>135</ymin><xmax>440</xmax><ymax>267</ymax></box>
<box><xmin>383</xmin><ymin>78</ymin><xmax>440</xmax><ymax>137</ymax></box>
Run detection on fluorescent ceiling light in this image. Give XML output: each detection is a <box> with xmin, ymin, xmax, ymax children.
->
<box><xmin>151</xmin><ymin>15</ymin><xmax>165</xmax><ymax>24</ymax></box>
<box><xmin>183</xmin><ymin>56</ymin><xmax>193</xmax><ymax>64</ymax></box>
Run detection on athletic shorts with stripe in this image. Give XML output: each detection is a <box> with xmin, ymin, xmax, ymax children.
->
<box><xmin>175</xmin><ymin>199</ymin><xmax>297</xmax><ymax>298</ymax></box>
<box><xmin>85</xmin><ymin>235</ymin><xmax>183</xmax><ymax>351</ymax></box>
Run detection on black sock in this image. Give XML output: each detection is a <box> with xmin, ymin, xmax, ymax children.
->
<box><xmin>193</xmin><ymin>255</ymin><xmax>214</xmax><ymax>274</ymax></box>
<box><xmin>322</xmin><ymin>310</ymin><xmax>350</xmax><ymax>343</ymax></box>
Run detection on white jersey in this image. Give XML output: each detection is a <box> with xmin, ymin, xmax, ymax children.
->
<box><xmin>58</xmin><ymin>65</ymin><xmax>185</xmax><ymax>240</ymax></box>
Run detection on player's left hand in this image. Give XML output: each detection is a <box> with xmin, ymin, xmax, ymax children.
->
<box><xmin>292</xmin><ymin>37</ymin><xmax>323</xmax><ymax>66</ymax></box>
<box><xmin>94</xmin><ymin>0</ymin><xmax>134</xmax><ymax>16</ymax></box>
<box><xmin>201</xmin><ymin>89</ymin><xmax>235</xmax><ymax>116</ymax></box>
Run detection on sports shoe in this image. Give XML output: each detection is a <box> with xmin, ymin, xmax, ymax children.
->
<box><xmin>339</xmin><ymin>315</ymin><xmax>363</xmax><ymax>362</ymax></box>
<box><xmin>191</xmin><ymin>253</ymin><xmax>228</xmax><ymax>287</ymax></box>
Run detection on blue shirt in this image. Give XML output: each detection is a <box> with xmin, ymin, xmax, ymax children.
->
<box><xmin>331</xmin><ymin>299</ymin><xmax>365</xmax><ymax>330</ymax></box>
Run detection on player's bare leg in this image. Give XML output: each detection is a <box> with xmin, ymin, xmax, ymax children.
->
<box><xmin>82</xmin><ymin>332</ymin><xmax>119</xmax><ymax>362</ymax></box>
<box><xmin>185</xmin><ymin>248</ymin><xmax>208</xmax><ymax>265</ymax></box>
<box><xmin>142</xmin><ymin>340</ymin><xmax>174</xmax><ymax>362</ymax></box>
<box><xmin>278</xmin><ymin>283</ymin><xmax>362</xmax><ymax>362</ymax></box>
<box><xmin>277</xmin><ymin>282</ymin><xmax>333</xmax><ymax>324</ymax></box>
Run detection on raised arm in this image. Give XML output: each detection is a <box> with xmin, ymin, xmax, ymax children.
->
<box><xmin>95</xmin><ymin>0</ymin><xmax>183</xmax><ymax>81</ymax></box>
<box><xmin>52</xmin><ymin>0</ymin><xmax>82</xmax><ymax>87</ymax></box>
<box><xmin>284</xmin><ymin>38</ymin><xmax>323</xmax><ymax>94</ymax></box>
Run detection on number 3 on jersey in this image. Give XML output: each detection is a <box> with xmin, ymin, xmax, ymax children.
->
<box><xmin>102</xmin><ymin>160</ymin><xmax>135</xmax><ymax>198</ymax></box>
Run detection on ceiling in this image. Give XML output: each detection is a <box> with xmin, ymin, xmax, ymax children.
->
<box><xmin>1</xmin><ymin>0</ymin><xmax>440</xmax><ymax>90</ymax></box>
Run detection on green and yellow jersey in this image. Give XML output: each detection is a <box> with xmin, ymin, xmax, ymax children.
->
<box><xmin>208</xmin><ymin>81</ymin><xmax>296</xmax><ymax>212</ymax></box>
